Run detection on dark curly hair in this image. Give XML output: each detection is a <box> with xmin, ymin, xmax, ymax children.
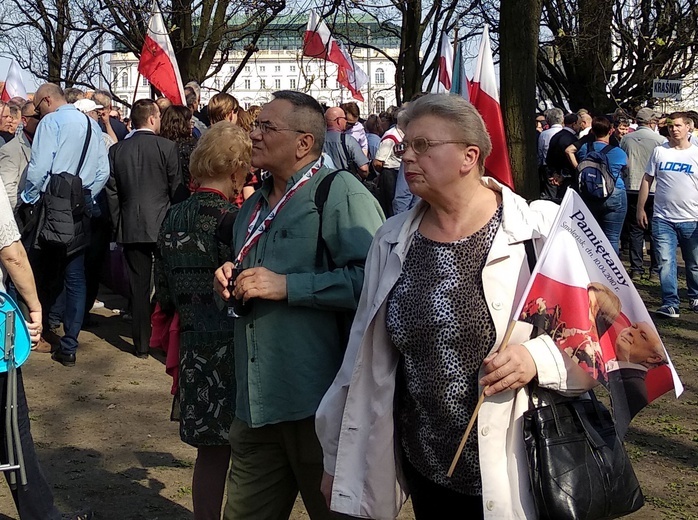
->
<box><xmin>160</xmin><ymin>105</ymin><xmax>193</xmax><ymax>141</ymax></box>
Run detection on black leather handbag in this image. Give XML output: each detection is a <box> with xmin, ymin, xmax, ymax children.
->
<box><xmin>523</xmin><ymin>386</ymin><xmax>644</xmax><ymax>520</ymax></box>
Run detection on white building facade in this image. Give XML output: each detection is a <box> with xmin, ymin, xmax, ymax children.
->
<box><xmin>108</xmin><ymin>19</ymin><xmax>399</xmax><ymax>117</ymax></box>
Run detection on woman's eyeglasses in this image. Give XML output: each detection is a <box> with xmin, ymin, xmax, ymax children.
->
<box><xmin>394</xmin><ymin>137</ymin><xmax>470</xmax><ymax>157</ymax></box>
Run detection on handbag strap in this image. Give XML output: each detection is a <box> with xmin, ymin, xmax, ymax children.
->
<box><xmin>74</xmin><ymin>114</ymin><xmax>93</xmax><ymax>177</ymax></box>
<box><xmin>524</xmin><ymin>239</ymin><xmax>536</xmax><ymax>273</ymax></box>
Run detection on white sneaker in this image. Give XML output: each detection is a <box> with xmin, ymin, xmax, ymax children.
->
<box><xmin>91</xmin><ymin>300</ymin><xmax>105</xmax><ymax>310</ymax></box>
<box><xmin>691</xmin><ymin>299</ymin><xmax>698</xmax><ymax>313</ymax></box>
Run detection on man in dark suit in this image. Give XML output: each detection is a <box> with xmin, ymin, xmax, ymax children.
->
<box><xmin>106</xmin><ymin>99</ymin><xmax>184</xmax><ymax>358</ymax></box>
<box><xmin>93</xmin><ymin>90</ymin><xmax>128</xmax><ymax>141</ymax></box>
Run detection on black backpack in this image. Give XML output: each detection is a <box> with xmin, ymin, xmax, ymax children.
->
<box><xmin>314</xmin><ymin>170</ymin><xmax>358</xmax><ymax>349</ymax></box>
<box><xmin>577</xmin><ymin>144</ymin><xmax>617</xmax><ymax>200</ymax></box>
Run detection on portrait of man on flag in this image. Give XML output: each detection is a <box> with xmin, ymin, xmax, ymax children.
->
<box><xmin>516</xmin><ymin>190</ymin><xmax>682</xmax><ymax>436</ymax></box>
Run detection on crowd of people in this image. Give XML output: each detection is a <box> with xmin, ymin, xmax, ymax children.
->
<box><xmin>0</xmin><ymin>78</ymin><xmax>688</xmax><ymax>520</ymax></box>
<box><xmin>537</xmin><ymin>105</ymin><xmax>698</xmax><ymax>320</ymax></box>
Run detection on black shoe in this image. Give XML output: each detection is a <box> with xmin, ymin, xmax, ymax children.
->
<box><xmin>82</xmin><ymin>316</ymin><xmax>99</xmax><ymax>329</ymax></box>
<box><xmin>135</xmin><ymin>352</ymin><xmax>149</xmax><ymax>359</ymax></box>
<box><xmin>52</xmin><ymin>351</ymin><xmax>76</xmax><ymax>367</ymax></box>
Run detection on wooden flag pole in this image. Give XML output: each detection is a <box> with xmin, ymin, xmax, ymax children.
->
<box><xmin>447</xmin><ymin>319</ymin><xmax>518</xmax><ymax>478</ymax></box>
<box><xmin>132</xmin><ymin>72</ymin><xmax>142</xmax><ymax>107</ymax></box>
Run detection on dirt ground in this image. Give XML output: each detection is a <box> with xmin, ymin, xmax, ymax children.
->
<box><xmin>0</xmin><ymin>268</ymin><xmax>696</xmax><ymax>519</ymax></box>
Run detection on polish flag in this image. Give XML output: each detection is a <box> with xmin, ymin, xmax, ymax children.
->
<box><xmin>435</xmin><ymin>32</ymin><xmax>453</xmax><ymax>93</ymax></box>
<box><xmin>1</xmin><ymin>60</ymin><xmax>28</xmax><ymax>102</ymax></box>
<box><xmin>303</xmin><ymin>11</ymin><xmax>352</xmax><ymax>71</ymax></box>
<box><xmin>469</xmin><ymin>26</ymin><xmax>514</xmax><ymax>190</ymax></box>
<box><xmin>138</xmin><ymin>1</ymin><xmax>185</xmax><ymax>105</ymax></box>
<box><xmin>336</xmin><ymin>42</ymin><xmax>368</xmax><ymax>102</ymax></box>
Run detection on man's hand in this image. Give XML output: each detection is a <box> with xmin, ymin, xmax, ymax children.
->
<box><xmin>214</xmin><ymin>261</ymin><xmax>235</xmax><ymax>300</ymax></box>
<box><xmin>233</xmin><ymin>267</ymin><xmax>287</xmax><ymax>302</ymax></box>
<box><xmin>320</xmin><ymin>471</ymin><xmax>334</xmax><ymax>509</ymax></box>
<box><xmin>98</xmin><ymin>110</ymin><xmax>109</xmax><ymax>125</ymax></box>
<box><xmin>637</xmin><ymin>208</ymin><xmax>648</xmax><ymax>230</ymax></box>
<box><xmin>479</xmin><ymin>344</ymin><xmax>537</xmax><ymax>396</ymax></box>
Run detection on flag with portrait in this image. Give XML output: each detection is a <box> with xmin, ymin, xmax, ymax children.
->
<box><xmin>516</xmin><ymin>190</ymin><xmax>683</xmax><ymax>437</ymax></box>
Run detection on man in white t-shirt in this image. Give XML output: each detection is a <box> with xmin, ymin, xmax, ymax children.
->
<box><xmin>637</xmin><ymin>111</ymin><xmax>698</xmax><ymax>318</ymax></box>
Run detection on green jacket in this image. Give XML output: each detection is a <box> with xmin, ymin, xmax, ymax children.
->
<box><xmin>233</xmin><ymin>162</ymin><xmax>384</xmax><ymax>427</ymax></box>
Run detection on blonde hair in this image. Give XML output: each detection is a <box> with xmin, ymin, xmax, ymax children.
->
<box><xmin>190</xmin><ymin>122</ymin><xmax>251</xmax><ymax>181</ymax></box>
<box><xmin>207</xmin><ymin>93</ymin><xmax>239</xmax><ymax>124</ymax></box>
<box><xmin>236</xmin><ymin>108</ymin><xmax>254</xmax><ymax>132</ymax></box>
<box><xmin>403</xmin><ymin>93</ymin><xmax>493</xmax><ymax>171</ymax></box>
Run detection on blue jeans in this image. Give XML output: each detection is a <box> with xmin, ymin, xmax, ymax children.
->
<box><xmin>652</xmin><ymin>217</ymin><xmax>698</xmax><ymax>308</ymax></box>
<box><xmin>60</xmin><ymin>252</ymin><xmax>86</xmax><ymax>355</ymax></box>
<box><xmin>586</xmin><ymin>189</ymin><xmax>627</xmax><ymax>254</ymax></box>
<box><xmin>29</xmin><ymin>246</ymin><xmax>86</xmax><ymax>356</ymax></box>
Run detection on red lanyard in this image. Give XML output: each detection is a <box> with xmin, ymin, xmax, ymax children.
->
<box><xmin>233</xmin><ymin>157</ymin><xmax>323</xmax><ymax>267</ymax></box>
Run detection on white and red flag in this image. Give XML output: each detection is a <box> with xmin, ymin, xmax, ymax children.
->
<box><xmin>1</xmin><ymin>60</ymin><xmax>28</xmax><ymax>102</ymax></box>
<box><xmin>516</xmin><ymin>190</ymin><xmax>682</xmax><ymax>437</ymax></box>
<box><xmin>469</xmin><ymin>26</ymin><xmax>514</xmax><ymax>189</ymax></box>
<box><xmin>303</xmin><ymin>11</ymin><xmax>352</xmax><ymax>71</ymax></box>
<box><xmin>336</xmin><ymin>41</ymin><xmax>368</xmax><ymax>102</ymax></box>
<box><xmin>138</xmin><ymin>1</ymin><xmax>185</xmax><ymax>105</ymax></box>
<box><xmin>435</xmin><ymin>32</ymin><xmax>453</xmax><ymax>93</ymax></box>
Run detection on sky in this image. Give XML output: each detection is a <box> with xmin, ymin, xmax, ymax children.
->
<box><xmin>0</xmin><ymin>56</ymin><xmax>41</xmax><ymax>92</ymax></box>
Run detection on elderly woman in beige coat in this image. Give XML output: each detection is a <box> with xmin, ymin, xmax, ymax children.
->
<box><xmin>316</xmin><ymin>94</ymin><xmax>596</xmax><ymax>520</ymax></box>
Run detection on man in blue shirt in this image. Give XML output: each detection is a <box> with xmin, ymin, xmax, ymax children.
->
<box><xmin>576</xmin><ymin>116</ymin><xmax>629</xmax><ymax>253</ymax></box>
<box><xmin>21</xmin><ymin>83</ymin><xmax>109</xmax><ymax>367</ymax></box>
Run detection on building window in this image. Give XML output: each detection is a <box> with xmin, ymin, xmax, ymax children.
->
<box><xmin>214</xmin><ymin>78</ymin><xmax>221</xmax><ymax>90</ymax></box>
<box><xmin>245</xmin><ymin>65</ymin><xmax>251</xmax><ymax>73</ymax></box>
<box><xmin>275</xmin><ymin>79</ymin><xmax>281</xmax><ymax>89</ymax></box>
<box><xmin>275</xmin><ymin>65</ymin><xmax>281</xmax><ymax>72</ymax></box>
<box><xmin>244</xmin><ymin>79</ymin><xmax>251</xmax><ymax>89</ymax></box>
<box><xmin>375</xmin><ymin>68</ymin><xmax>385</xmax><ymax>84</ymax></box>
<box><xmin>375</xmin><ymin>96</ymin><xmax>385</xmax><ymax>113</ymax></box>
<box><xmin>142</xmin><ymin>77</ymin><xmax>149</xmax><ymax>87</ymax></box>
<box><xmin>261</xmin><ymin>79</ymin><xmax>266</xmax><ymax>89</ymax></box>
<box><xmin>121</xmin><ymin>72</ymin><xmax>128</xmax><ymax>88</ymax></box>
<box><xmin>290</xmin><ymin>65</ymin><xmax>296</xmax><ymax>73</ymax></box>
<box><xmin>260</xmin><ymin>66</ymin><xmax>266</xmax><ymax>72</ymax></box>
<box><xmin>320</xmin><ymin>78</ymin><xmax>327</xmax><ymax>88</ymax></box>
<box><xmin>290</xmin><ymin>79</ymin><xmax>296</xmax><ymax>89</ymax></box>
<box><xmin>306</xmin><ymin>64</ymin><xmax>311</xmax><ymax>73</ymax></box>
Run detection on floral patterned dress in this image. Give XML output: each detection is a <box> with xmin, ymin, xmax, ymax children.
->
<box><xmin>155</xmin><ymin>190</ymin><xmax>237</xmax><ymax>446</ymax></box>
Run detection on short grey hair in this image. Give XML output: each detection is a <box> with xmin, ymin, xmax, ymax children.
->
<box><xmin>185</xmin><ymin>81</ymin><xmax>201</xmax><ymax>101</ymax></box>
<box><xmin>93</xmin><ymin>89</ymin><xmax>113</xmax><ymax>109</ymax></box>
<box><xmin>403</xmin><ymin>93</ymin><xmax>492</xmax><ymax>171</ymax></box>
<box><xmin>272</xmin><ymin>90</ymin><xmax>326</xmax><ymax>154</ymax></box>
<box><xmin>544</xmin><ymin>108</ymin><xmax>564</xmax><ymax>126</ymax></box>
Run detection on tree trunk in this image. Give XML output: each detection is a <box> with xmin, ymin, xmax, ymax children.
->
<box><xmin>500</xmin><ymin>0</ymin><xmax>542</xmax><ymax>199</ymax></box>
<box><xmin>398</xmin><ymin>0</ymin><xmax>424</xmax><ymax>104</ymax></box>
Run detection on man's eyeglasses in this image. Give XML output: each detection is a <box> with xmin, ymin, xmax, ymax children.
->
<box><xmin>34</xmin><ymin>96</ymin><xmax>49</xmax><ymax>116</ymax></box>
<box><xmin>394</xmin><ymin>137</ymin><xmax>470</xmax><ymax>157</ymax></box>
<box><xmin>252</xmin><ymin>120</ymin><xmax>306</xmax><ymax>134</ymax></box>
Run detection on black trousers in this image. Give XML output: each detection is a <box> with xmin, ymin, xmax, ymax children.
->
<box><xmin>625</xmin><ymin>192</ymin><xmax>657</xmax><ymax>274</ymax></box>
<box><xmin>402</xmin><ymin>456</ymin><xmax>484</xmax><ymax>519</ymax></box>
<box><xmin>123</xmin><ymin>243</ymin><xmax>157</xmax><ymax>354</ymax></box>
<box><xmin>378</xmin><ymin>167</ymin><xmax>399</xmax><ymax>218</ymax></box>
<box><xmin>83</xmin><ymin>216</ymin><xmax>111</xmax><ymax>320</ymax></box>
<box><xmin>0</xmin><ymin>370</ymin><xmax>61</xmax><ymax>519</ymax></box>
